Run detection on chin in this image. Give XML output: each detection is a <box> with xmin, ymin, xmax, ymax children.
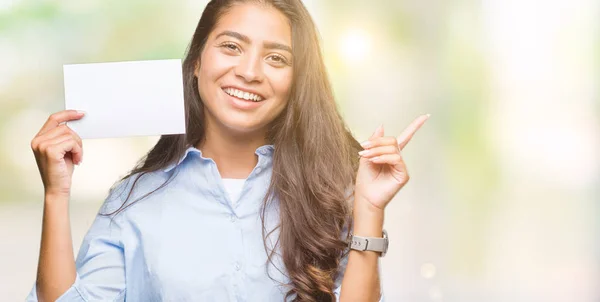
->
<box><xmin>221</xmin><ymin>117</ymin><xmax>265</xmax><ymax>134</ymax></box>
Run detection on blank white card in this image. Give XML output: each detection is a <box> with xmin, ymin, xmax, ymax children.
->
<box><xmin>64</xmin><ymin>59</ymin><xmax>186</xmax><ymax>139</ymax></box>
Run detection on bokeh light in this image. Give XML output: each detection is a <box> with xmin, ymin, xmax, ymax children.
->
<box><xmin>339</xmin><ymin>28</ymin><xmax>371</xmax><ymax>63</ymax></box>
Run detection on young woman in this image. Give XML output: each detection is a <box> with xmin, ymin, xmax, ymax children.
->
<box><xmin>28</xmin><ymin>0</ymin><xmax>428</xmax><ymax>301</ymax></box>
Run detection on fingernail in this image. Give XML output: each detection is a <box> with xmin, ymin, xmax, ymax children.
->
<box><xmin>426</xmin><ymin>113</ymin><xmax>431</xmax><ymax>118</ymax></box>
<box><xmin>76</xmin><ymin>110</ymin><xmax>86</xmax><ymax>115</ymax></box>
<box><xmin>358</xmin><ymin>150</ymin><xmax>370</xmax><ymax>156</ymax></box>
<box><xmin>360</xmin><ymin>141</ymin><xmax>372</xmax><ymax>148</ymax></box>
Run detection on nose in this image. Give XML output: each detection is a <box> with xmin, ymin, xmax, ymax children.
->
<box><xmin>234</xmin><ymin>51</ymin><xmax>264</xmax><ymax>83</ymax></box>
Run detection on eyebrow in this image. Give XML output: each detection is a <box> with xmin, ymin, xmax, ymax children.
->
<box><xmin>215</xmin><ymin>30</ymin><xmax>293</xmax><ymax>54</ymax></box>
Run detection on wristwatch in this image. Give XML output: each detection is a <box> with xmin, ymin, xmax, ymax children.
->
<box><xmin>348</xmin><ymin>229</ymin><xmax>389</xmax><ymax>257</ymax></box>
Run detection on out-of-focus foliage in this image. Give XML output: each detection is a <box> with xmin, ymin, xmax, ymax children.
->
<box><xmin>0</xmin><ymin>0</ymin><xmax>598</xmax><ymax>301</ymax></box>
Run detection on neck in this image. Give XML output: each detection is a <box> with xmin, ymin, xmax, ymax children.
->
<box><xmin>197</xmin><ymin>119</ymin><xmax>267</xmax><ymax>179</ymax></box>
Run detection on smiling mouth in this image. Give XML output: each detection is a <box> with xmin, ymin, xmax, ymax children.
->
<box><xmin>222</xmin><ymin>87</ymin><xmax>265</xmax><ymax>102</ymax></box>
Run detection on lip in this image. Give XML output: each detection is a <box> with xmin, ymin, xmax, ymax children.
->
<box><xmin>221</xmin><ymin>85</ymin><xmax>266</xmax><ymax>101</ymax></box>
<box><xmin>221</xmin><ymin>87</ymin><xmax>265</xmax><ymax>110</ymax></box>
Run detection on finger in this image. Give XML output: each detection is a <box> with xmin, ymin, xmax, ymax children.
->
<box><xmin>369</xmin><ymin>124</ymin><xmax>385</xmax><ymax>140</ymax></box>
<box><xmin>360</xmin><ymin>136</ymin><xmax>398</xmax><ymax>150</ymax></box>
<box><xmin>71</xmin><ymin>130</ymin><xmax>83</xmax><ymax>165</ymax></box>
<box><xmin>66</xmin><ymin>127</ymin><xmax>83</xmax><ymax>148</ymax></box>
<box><xmin>55</xmin><ymin>139</ymin><xmax>83</xmax><ymax>165</ymax></box>
<box><xmin>69</xmin><ymin>138</ymin><xmax>83</xmax><ymax>165</ymax></box>
<box><xmin>32</xmin><ymin>125</ymin><xmax>68</xmax><ymax>151</ymax></box>
<box><xmin>397</xmin><ymin>114</ymin><xmax>430</xmax><ymax>150</ymax></box>
<box><xmin>368</xmin><ymin>153</ymin><xmax>405</xmax><ymax>168</ymax></box>
<box><xmin>67</xmin><ymin>131</ymin><xmax>83</xmax><ymax>163</ymax></box>
<box><xmin>358</xmin><ymin>145</ymin><xmax>398</xmax><ymax>158</ymax></box>
<box><xmin>38</xmin><ymin>134</ymin><xmax>73</xmax><ymax>155</ymax></box>
<box><xmin>37</xmin><ymin>124</ymin><xmax>70</xmax><ymax>141</ymax></box>
<box><xmin>37</xmin><ymin>110</ymin><xmax>85</xmax><ymax>136</ymax></box>
<box><xmin>32</xmin><ymin>125</ymin><xmax>82</xmax><ymax>151</ymax></box>
<box><xmin>46</xmin><ymin>137</ymin><xmax>83</xmax><ymax>165</ymax></box>
<box><xmin>40</xmin><ymin>134</ymin><xmax>82</xmax><ymax>164</ymax></box>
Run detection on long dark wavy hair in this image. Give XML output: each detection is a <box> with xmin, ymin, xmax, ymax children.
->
<box><xmin>102</xmin><ymin>0</ymin><xmax>362</xmax><ymax>300</ymax></box>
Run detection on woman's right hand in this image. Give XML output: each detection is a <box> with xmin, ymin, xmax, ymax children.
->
<box><xmin>31</xmin><ymin>110</ymin><xmax>85</xmax><ymax>198</ymax></box>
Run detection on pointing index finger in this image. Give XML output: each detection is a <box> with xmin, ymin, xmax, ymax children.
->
<box><xmin>397</xmin><ymin>114</ymin><xmax>430</xmax><ymax>150</ymax></box>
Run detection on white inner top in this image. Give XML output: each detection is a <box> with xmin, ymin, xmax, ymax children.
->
<box><xmin>221</xmin><ymin>178</ymin><xmax>246</xmax><ymax>206</ymax></box>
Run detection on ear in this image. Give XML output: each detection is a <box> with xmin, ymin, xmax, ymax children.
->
<box><xmin>193</xmin><ymin>60</ymin><xmax>201</xmax><ymax>77</ymax></box>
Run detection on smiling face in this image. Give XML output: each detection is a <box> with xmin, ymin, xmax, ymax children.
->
<box><xmin>195</xmin><ymin>3</ymin><xmax>293</xmax><ymax>136</ymax></box>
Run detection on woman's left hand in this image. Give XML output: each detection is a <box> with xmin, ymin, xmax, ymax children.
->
<box><xmin>354</xmin><ymin>114</ymin><xmax>430</xmax><ymax>212</ymax></box>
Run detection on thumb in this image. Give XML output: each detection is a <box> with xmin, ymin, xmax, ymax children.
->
<box><xmin>369</xmin><ymin>124</ymin><xmax>385</xmax><ymax>140</ymax></box>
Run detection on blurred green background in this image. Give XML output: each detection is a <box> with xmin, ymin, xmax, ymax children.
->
<box><xmin>1</xmin><ymin>0</ymin><xmax>598</xmax><ymax>301</ymax></box>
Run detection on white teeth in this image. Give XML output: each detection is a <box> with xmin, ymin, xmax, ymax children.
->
<box><xmin>224</xmin><ymin>88</ymin><xmax>263</xmax><ymax>102</ymax></box>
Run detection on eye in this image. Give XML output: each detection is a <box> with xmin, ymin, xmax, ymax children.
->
<box><xmin>220</xmin><ymin>42</ymin><xmax>241</xmax><ymax>53</ymax></box>
<box><xmin>267</xmin><ymin>54</ymin><xmax>290</xmax><ymax>66</ymax></box>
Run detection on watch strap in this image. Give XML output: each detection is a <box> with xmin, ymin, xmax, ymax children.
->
<box><xmin>349</xmin><ymin>229</ymin><xmax>388</xmax><ymax>257</ymax></box>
